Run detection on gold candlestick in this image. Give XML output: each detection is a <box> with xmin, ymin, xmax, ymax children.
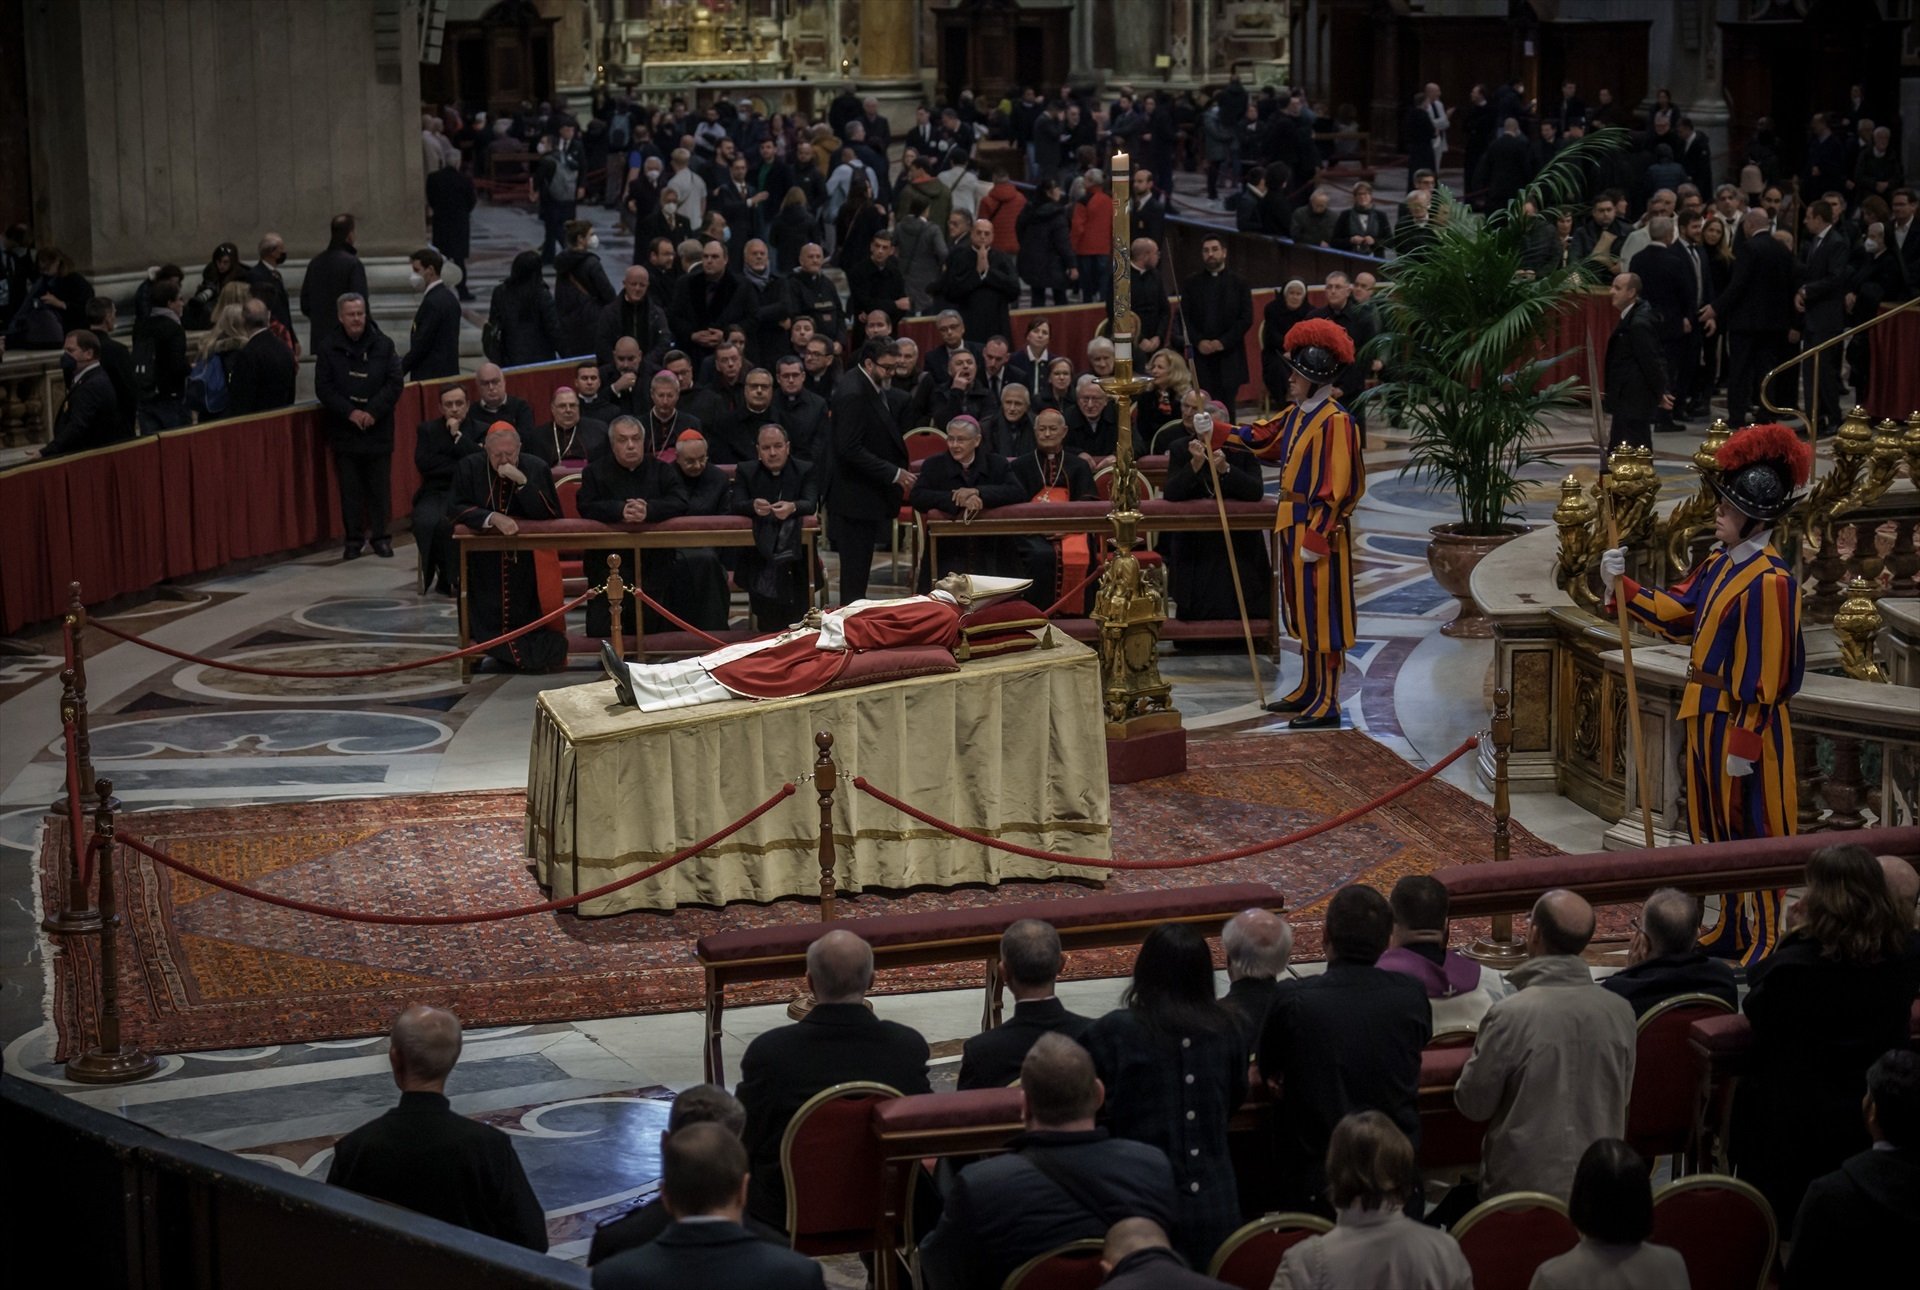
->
<box><xmin>1092</xmin><ymin>151</ymin><xmax>1178</xmax><ymax>743</ymax></box>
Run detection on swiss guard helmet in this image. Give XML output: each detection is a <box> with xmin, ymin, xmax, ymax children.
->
<box><xmin>1281</xmin><ymin>318</ymin><xmax>1355</xmax><ymax>386</ymax></box>
<box><xmin>1711</xmin><ymin>422</ymin><xmax>1813</xmax><ymax>524</ymax></box>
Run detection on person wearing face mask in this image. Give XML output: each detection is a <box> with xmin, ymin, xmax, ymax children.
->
<box><xmin>554</xmin><ymin>219</ymin><xmax>616</xmax><ymax>359</ymax></box>
<box><xmin>1843</xmin><ymin>221</ymin><xmax>1902</xmax><ymax>400</ymax></box>
<box><xmin>636</xmin><ymin>189</ymin><xmax>692</xmax><ymax>268</ymax></box>
<box><xmin>248</xmin><ymin>234</ymin><xmax>296</xmax><ymax>336</ymax></box>
<box><xmin>1599</xmin><ymin>423</ymin><xmax>1810</xmax><ymax>964</ymax></box>
<box><xmin>41</xmin><ymin>329</ymin><xmax>132</xmax><ymax>458</ymax></box>
<box><xmin>449</xmin><ymin>425</ymin><xmax>568</xmax><ymax>671</ymax></box>
<box><xmin>402</xmin><ymin>248</ymin><xmax>461</xmax><ymax>381</ymax></box>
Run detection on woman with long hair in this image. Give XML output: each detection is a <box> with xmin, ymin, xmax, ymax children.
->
<box><xmin>1697</xmin><ymin>216</ymin><xmax>1734</xmax><ymax>397</ymax></box>
<box><xmin>1143</xmin><ymin>347</ymin><xmax>1195</xmax><ymax>426</ymax></box>
<box><xmin>771</xmin><ymin>187</ymin><xmax>821</xmax><ymax>274</ymax></box>
<box><xmin>834</xmin><ymin>176</ymin><xmax>885</xmax><ymax>270</ymax></box>
<box><xmin>1529</xmin><ymin>1139</ymin><xmax>1687</xmax><ymax>1290</ymax></box>
<box><xmin>1733</xmin><ymin>843</ymin><xmax>1919</xmax><ymax>1223</ymax></box>
<box><xmin>1084</xmin><ymin>923</ymin><xmax>1248</xmax><ymax>1270</ymax></box>
<box><xmin>183</xmin><ymin>242</ymin><xmax>246</xmax><ymax>329</ymax></box>
<box><xmin>487</xmin><ymin>249</ymin><xmax>561</xmax><ymax>366</ymax></box>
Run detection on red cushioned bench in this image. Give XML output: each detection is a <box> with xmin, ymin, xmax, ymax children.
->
<box><xmin>694</xmin><ymin>881</ymin><xmax>1285</xmax><ymax>1081</ymax></box>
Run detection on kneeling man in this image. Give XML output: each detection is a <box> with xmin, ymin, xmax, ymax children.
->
<box><xmin>451</xmin><ymin>424</ymin><xmax>567</xmax><ymax>671</ymax></box>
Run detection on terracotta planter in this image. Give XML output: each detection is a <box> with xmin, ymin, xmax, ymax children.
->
<box><xmin>1427</xmin><ymin>523</ymin><xmax>1531</xmax><ymax>638</ymax></box>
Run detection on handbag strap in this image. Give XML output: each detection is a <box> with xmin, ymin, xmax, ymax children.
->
<box><xmin>1020</xmin><ymin>1146</ymin><xmax>1121</xmax><ymax>1228</ymax></box>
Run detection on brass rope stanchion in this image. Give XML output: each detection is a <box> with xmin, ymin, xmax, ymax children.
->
<box><xmin>788</xmin><ymin>730</ymin><xmax>841</xmax><ymax>1021</ymax></box>
<box><xmin>65</xmin><ymin>779</ymin><xmax>160</xmax><ymax>1085</ymax></box>
<box><xmin>1470</xmin><ymin>688</ymin><xmax>1526</xmax><ymax>965</ymax></box>
<box><xmin>606</xmin><ymin>553</ymin><xmax>627</xmax><ymax>661</ymax></box>
<box><xmin>44</xmin><ymin>676</ymin><xmax>102</xmax><ymax>935</ymax></box>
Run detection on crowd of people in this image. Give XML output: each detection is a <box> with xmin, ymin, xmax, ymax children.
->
<box><xmin>323</xmin><ymin>844</ymin><xmax>1918</xmax><ymax>1287</ymax></box>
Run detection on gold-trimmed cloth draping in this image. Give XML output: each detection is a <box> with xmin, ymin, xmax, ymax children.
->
<box><xmin>526</xmin><ymin>636</ymin><xmax>1113</xmax><ymax>913</ymax></box>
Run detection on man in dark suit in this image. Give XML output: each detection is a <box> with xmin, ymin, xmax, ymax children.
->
<box><xmin>1256</xmin><ymin>884</ymin><xmax>1432</xmax><ymax>1214</ymax></box>
<box><xmin>471</xmin><ymin>362</ymin><xmax>536</xmax><ymax>439</ymax></box>
<box><xmin>132</xmin><ymin>280</ymin><xmax>191</xmax><ymax>431</ymax></box>
<box><xmin>1676</xmin><ymin>117</ymin><xmax>1713</xmax><ymax>197</ymax></box>
<box><xmin>922</xmin><ymin>310</ymin><xmax>984</xmax><ymax>386</ymax></box>
<box><xmin>920</xmin><ymin>1034</ymin><xmax>1177</xmax><ymax>1290</ymax></box>
<box><xmin>1797</xmin><ymin>198</ymin><xmax>1851</xmax><ymax>436</ymax></box>
<box><xmin>326</xmin><ymin>1005</ymin><xmax>547</xmax><ymax>1251</ymax></box>
<box><xmin>939</xmin><ymin>219</ymin><xmax>1021</xmax><ymax>345</ymax></box>
<box><xmin>909</xmin><ymin>411</ymin><xmax>1024</xmax><ymax>579</ymax></box>
<box><xmin>84</xmin><ymin>297</ymin><xmax>137</xmax><ymax>437</ymax></box>
<box><xmin>589</xmin><ymin>1085</ymin><xmax>787</xmax><ymax>1268</ymax></box>
<box><xmin>1128</xmin><ymin>239</ymin><xmax>1171</xmax><ymax>356</ymax></box>
<box><xmin>226</xmin><ymin>299</ymin><xmax>299</xmax><ymax>416</ymax></box>
<box><xmin>736</xmin><ymin>929</ymin><xmax>931</xmax><ymax>1231</ymax></box>
<box><xmin>1702</xmin><ymin>210</ymin><xmax>1796</xmax><ymax>425</ymax></box>
<box><xmin>1784</xmin><ymin>1049</ymin><xmax>1920</xmax><ymax>1288</ymax></box>
<box><xmin>426</xmin><ymin>160</ymin><xmax>478</xmax><ymax>300</ymax></box>
<box><xmin>1402</xmin><ymin>89</ymin><xmax>1438</xmax><ymax>193</ymax></box>
<box><xmin>1472</xmin><ymin>117</ymin><xmax>1535</xmax><ymax>213</ymax></box>
<box><xmin>1178</xmin><ymin>235</ymin><xmax>1252</xmax><ymax>409</ymax></box>
<box><xmin>958</xmin><ymin>920</ymin><xmax>1095</xmax><ymax>1090</ymax></box>
<box><xmin>732</xmin><ymin>422</ymin><xmax>818</xmax><ymax>631</ymax></box>
<box><xmin>1219</xmin><ymin>908</ymin><xmax>1293</xmax><ymax>1057</ymax></box>
<box><xmin>1802</xmin><ymin>112</ymin><xmax>1846</xmax><ymax>199</ymax></box>
<box><xmin>1888</xmin><ymin>188</ymin><xmax>1919</xmax><ymax>301</ymax></box>
<box><xmin>1603</xmin><ymin>272</ymin><xmax>1670</xmax><ymax>452</ymax></box>
<box><xmin>1629</xmin><ymin>217</ymin><xmax>1696</xmax><ymax>431</ymax></box>
<box><xmin>592</xmin><ymin>1123</ymin><xmax>823</xmax><ymax>1290</ymax></box>
<box><xmin>40</xmin><ymin>329</ymin><xmax>133</xmax><ymax>458</ymax></box>
<box><xmin>829</xmin><ymin>337</ymin><xmax>913</xmax><ymax>604</ymax></box>
<box><xmin>1600</xmin><ymin>888</ymin><xmax>1738</xmax><ymax>1016</ymax></box>
<box><xmin>315</xmin><ymin>293</ymin><xmax>403</xmax><ymax>558</ymax></box>
<box><xmin>249</xmin><ymin>233</ymin><xmax>295</xmax><ymax>335</ymax></box>
<box><xmin>298</xmin><ymin>212</ymin><xmax>369</xmax><ymax>357</ymax></box>
<box><xmin>401</xmin><ymin>248</ymin><xmax>462</xmax><ymax>381</ymax></box>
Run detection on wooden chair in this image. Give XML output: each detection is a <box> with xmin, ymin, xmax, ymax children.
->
<box><xmin>891</xmin><ymin>427</ymin><xmax>948</xmax><ymax>580</ymax></box>
<box><xmin>1451</xmin><ymin>1191</ymin><xmax>1577</xmax><ymax>1290</ymax></box>
<box><xmin>1148</xmin><ymin>419</ymin><xmax>1189</xmax><ymax>455</ymax></box>
<box><xmin>779</xmin><ymin>1081</ymin><xmax>912</xmax><ymax>1261</ymax></box>
<box><xmin>1206</xmin><ymin>1213</ymin><xmax>1333</xmax><ymax>1290</ymax></box>
<box><xmin>1650</xmin><ymin>1174</ymin><xmax>1777</xmax><ymax>1290</ymax></box>
<box><xmin>1000</xmin><ymin>1238</ymin><xmax>1104</xmax><ymax>1290</ymax></box>
<box><xmin>1627</xmin><ymin>992</ymin><xmax>1734</xmax><ymax>1172</ymax></box>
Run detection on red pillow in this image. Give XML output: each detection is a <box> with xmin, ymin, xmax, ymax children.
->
<box><xmin>821</xmin><ymin>645</ymin><xmax>960</xmax><ymax>692</ymax></box>
<box><xmin>957</xmin><ymin>599</ymin><xmax>1050</xmax><ymax>660</ymax></box>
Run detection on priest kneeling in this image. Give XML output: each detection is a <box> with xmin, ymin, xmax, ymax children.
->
<box><xmin>600</xmin><ymin>574</ymin><xmax>1031</xmax><ymax>712</ymax></box>
<box><xmin>450</xmin><ymin>423</ymin><xmax>568</xmax><ymax>672</ymax></box>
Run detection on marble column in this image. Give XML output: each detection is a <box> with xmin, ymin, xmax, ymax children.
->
<box><xmin>1644</xmin><ymin>1</ymin><xmax>1731</xmax><ymax>175</ymax></box>
<box><xmin>1111</xmin><ymin>0</ymin><xmax>1165</xmax><ymax>84</ymax></box>
<box><xmin>23</xmin><ymin>0</ymin><xmax>428</xmax><ymax>384</ymax></box>
<box><xmin>856</xmin><ymin>0</ymin><xmax>922</xmax><ymax>131</ymax></box>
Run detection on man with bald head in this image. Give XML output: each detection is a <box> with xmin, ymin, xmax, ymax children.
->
<box><xmin>940</xmin><ymin>217</ymin><xmax>1020</xmax><ymax>343</ymax></box>
<box><xmin>327</xmin><ymin>1004</ymin><xmax>547</xmax><ymax>1250</ymax></box>
<box><xmin>471</xmin><ymin>361</ymin><xmax>536</xmax><ymax>439</ymax></box>
<box><xmin>596</xmin><ymin>263</ymin><xmax>671</xmax><ymax>366</ymax></box>
<box><xmin>1601</xmin><ymin>887</ymin><xmax>1738</xmax><ymax>1015</ymax></box>
<box><xmin>783</xmin><ymin>242</ymin><xmax>845</xmax><ymax>346</ymax></box>
<box><xmin>737</xmin><ymin>930</ymin><xmax>931</xmax><ymax>1231</ymax></box>
<box><xmin>1100</xmin><ymin>1217</ymin><xmax>1219</xmax><ymax>1288</ymax></box>
<box><xmin>1127</xmin><ymin>237</ymin><xmax>1170</xmax><ymax>353</ymax></box>
<box><xmin>448</xmin><ymin>424</ymin><xmax>567</xmax><ymax>671</ymax></box>
<box><xmin>1454</xmin><ymin>888</ymin><xmax>1637</xmax><ymax>1202</ymax></box>
<box><xmin>958</xmin><ymin>920</ymin><xmax>1095</xmax><ymax>1090</ymax></box>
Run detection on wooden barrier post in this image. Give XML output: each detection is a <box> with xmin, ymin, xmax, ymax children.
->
<box><xmin>65</xmin><ymin>780</ymin><xmax>160</xmax><ymax>1085</ymax></box>
<box><xmin>787</xmin><ymin>731</ymin><xmax>840</xmax><ymax>1022</ymax></box>
<box><xmin>606</xmin><ymin>553</ymin><xmax>627</xmax><ymax>661</ymax></box>
<box><xmin>1469</xmin><ymin>688</ymin><xmax>1527</xmax><ymax>966</ymax></box>
<box><xmin>43</xmin><ymin>673</ymin><xmax>103</xmax><ymax>934</ymax></box>
<box><xmin>63</xmin><ymin>584</ymin><xmax>112</xmax><ymax>811</ymax></box>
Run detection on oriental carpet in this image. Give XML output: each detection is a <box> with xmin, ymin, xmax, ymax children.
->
<box><xmin>42</xmin><ymin>730</ymin><xmax>1558</xmax><ymax>1057</ymax></box>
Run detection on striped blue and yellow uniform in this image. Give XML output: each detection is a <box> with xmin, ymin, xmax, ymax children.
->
<box><xmin>1619</xmin><ymin>542</ymin><xmax>1804</xmax><ymax>964</ymax></box>
<box><xmin>1248</xmin><ymin>397</ymin><xmax>1365</xmax><ymax>719</ymax></box>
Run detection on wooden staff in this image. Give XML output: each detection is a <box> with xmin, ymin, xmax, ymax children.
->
<box><xmin>1603</xmin><ymin>479</ymin><xmax>1658</xmax><ymax>850</ymax></box>
<box><xmin>1200</xmin><ymin>434</ymin><xmax>1268</xmax><ymax>709</ymax></box>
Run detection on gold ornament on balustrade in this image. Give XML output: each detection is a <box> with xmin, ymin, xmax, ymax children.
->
<box><xmin>1832</xmin><ymin>576</ymin><xmax>1888</xmax><ymax>684</ymax></box>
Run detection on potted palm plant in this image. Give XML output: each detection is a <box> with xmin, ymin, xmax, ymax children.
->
<box><xmin>1359</xmin><ymin>129</ymin><xmax>1628</xmax><ymax>636</ymax></box>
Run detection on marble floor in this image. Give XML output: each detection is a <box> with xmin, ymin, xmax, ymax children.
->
<box><xmin>0</xmin><ymin>160</ymin><xmax>1790</xmax><ymax>1268</ymax></box>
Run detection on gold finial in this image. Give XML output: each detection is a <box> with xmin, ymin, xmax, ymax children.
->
<box><xmin>1833</xmin><ymin>577</ymin><xmax>1887</xmax><ymax>682</ymax></box>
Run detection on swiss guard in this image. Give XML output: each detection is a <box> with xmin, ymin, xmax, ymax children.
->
<box><xmin>1244</xmin><ymin>318</ymin><xmax>1366</xmax><ymax>729</ymax></box>
<box><xmin>1602</xmin><ymin>422</ymin><xmax>1811</xmax><ymax>963</ymax></box>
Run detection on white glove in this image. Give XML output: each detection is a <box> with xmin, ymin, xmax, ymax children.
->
<box><xmin>1300</xmin><ymin>545</ymin><xmax>1323</xmax><ymax>563</ymax></box>
<box><xmin>1193</xmin><ymin>411</ymin><xmax>1213</xmax><ymax>440</ymax></box>
<box><xmin>1599</xmin><ymin>546</ymin><xmax>1628</xmax><ymax>593</ymax></box>
<box><xmin>496</xmin><ymin>463</ymin><xmax>527</xmax><ymax>486</ymax></box>
<box><xmin>1725</xmin><ymin>754</ymin><xmax>1755</xmax><ymax>778</ymax></box>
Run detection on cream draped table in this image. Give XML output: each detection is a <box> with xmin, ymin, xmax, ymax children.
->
<box><xmin>526</xmin><ymin>637</ymin><xmax>1113</xmax><ymax>914</ymax></box>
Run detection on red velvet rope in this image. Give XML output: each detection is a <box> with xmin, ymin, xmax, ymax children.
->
<box><xmin>631</xmin><ymin>587</ymin><xmax>729</xmax><ymax>648</ymax></box>
<box><xmin>851</xmin><ymin>735</ymin><xmax>1482</xmax><ymax>870</ymax></box>
<box><xmin>111</xmin><ymin>782</ymin><xmax>797</xmax><ymax>924</ymax></box>
<box><xmin>89</xmin><ymin>588</ymin><xmax>601</xmax><ymax>678</ymax></box>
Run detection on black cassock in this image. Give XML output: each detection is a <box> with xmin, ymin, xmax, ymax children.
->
<box><xmin>1010</xmin><ymin>450</ymin><xmax>1099</xmax><ymax>613</ymax></box>
<box><xmin>411</xmin><ymin>416</ymin><xmax>483</xmax><ymax>594</ymax></box>
<box><xmin>575</xmin><ymin>454</ymin><xmax>685</xmax><ymax>638</ymax></box>
<box><xmin>732</xmin><ymin>457</ymin><xmax>820</xmax><ymax>630</ymax></box>
<box><xmin>663</xmin><ymin>464</ymin><xmax>734</xmax><ymax>631</ymax></box>
<box><xmin>449</xmin><ymin>453</ymin><xmax>567</xmax><ymax>671</ymax></box>
<box><xmin>1160</xmin><ymin>440</ymin><xmax>1272</xmax><ymax>622</ymax></box>
<box><xmin>1177</xmin><ymin>267</ymin><xmax>1254</xmax><ymax>405</ymax></box>
<box><xmin>909</xmin><ymin>450</ymin><xmax>1027</xmax><ymax>585</ymax></box>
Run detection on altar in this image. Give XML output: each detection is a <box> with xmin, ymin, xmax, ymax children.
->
<box><xmin>526</xmin><ymin>635</ymin><xmax>1113</xmax><ymax>914</ymax></box>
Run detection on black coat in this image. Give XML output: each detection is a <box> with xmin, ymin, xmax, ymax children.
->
<box><xmin>1177</xmin><ymin>268</ymin><xmax>1254</xmax><ymax>393</ymax></box>
<box><xmin>909</xmin><ymin>449</ymin><xmax>1025</xmax><ymax>515</ymax></box>
<box><xmin>248</xmin><ymin>260</ymin><xmax>295</xmax><ymax>336</ymax></box>
<box><xmin>772</xmin><ymin>388</ymin><xmax>829</xmax><ymax>462</ymax></box>
<box><xmin>314</xmin><ymin>324</ymin><xmax>402</xmax><ymax>454</ymax></box>
<box><xmin>1472</xmin><ymin>134</ymin><xmax>1534</xmax><ymax>212</ymax></box>
<box><xmin>471</xmin><ymin>395</ymin><xmax>536</xmax><ymax>441</ymax></box>
<box><xmin>589</xmin><ymin>1201</ymin><xmax>787</xmax><ymax>1270</ymax></box>
<box><xmin>92</xmin><ymin>330</ymin><xmax>138</xmax><ymax>435</ymax></box>
<box><xmin>1785</xmin><ymin>1146</ymin><xmax>1920</xmax><ymax>1287</ymax></box>
<box><xmin>1599</xmin><ymin>951</ymin><xmax>1739</xmax><ymax>1016</ymax></box>
<box><xmin>554</xmin><ymin>249</ymin><xmax>617</xmax><ymax>359</ymax></box>
<box><xmin>412</xmin><ymin>415</ymin><xmax>484</xmax><ymax>501</ymax></box>
<box><xmin>402</xmin><ymin>284</ymin><xmax>463</xmax><ymax>379</ymax></box>
<box><xmin>1332</xmin><ymin>205</ymin><xmax>1394</xmax><ymax>257</ymax></box>
<box><xmin>668</xmin><ymin>270</ymin><xmax>742</xmax><ymax>366</ymax></box>
<box><xmin>1102</xmin><ymin>1247</ymin><xmax>1224</xmax><ymax>1290</ymax></box>
<box><xmin>1799</xmin><ymin>229</ymin><xmax>1851</xmax><ymax>336</ymax></box>
<box><xmin>830</xmin><ymin>366</ymin><xmax>908</xmax><ymax>521</ymax></box>
<box><xmin>298</xmin><ymin>241</ymin><xmax>369</xmax><ymax>356</ymax></box>
<box><xmin>736</xmin><ymin>1002</ymin><xmax>931</xmax><ymax>1229</ymax></box>
<box><xmin>488</xmin><ymin>280</ymin><xmax>561</xmax><ymax>366</ymax></box>
<box><xmin>325</xmin><ymin>1091</ymin><xmax>546</xmax><ymax>1252</ymax></box>
<box><xmin>918</xmin><ymin>1130</ymin><xmax>1177</xmax><ymax>1290</ymax></box>
<box><xmin>426</xmin><ymin>166</ymin><xmax>477</xmax><ymax>261</ymax></box>
<box><xmin>957</xmin><ymin>997</ymin><xmax>1095</xmax><ymax>1091</ymax></box>
<box><xmin>1712</xmin><ymin>230</ymin><xmax>1797</xmax><ymax>334</ymax></box>
<box><xmin>940</xmin><ymin>244</ymin><xmax>1020</xmax><ymax>344</ymax></box>
<box><xmin>592</xmin><ymin>1219</ymin><xmax>823</xmax><ymax>1290</ymax></box>
<box><xmin>1132</xmin><ymin>263</ymin><xmax>1171</xmax><ymax>346</ymax></box>
<box><xmin>41</xmin><ymin>366</ymin><xmax>131</xmax><ymax>458</ymax></box>
<box><xmin>595</xmin><ymin>294</ymin><xmax>672</xmax><ymax>367</ymax></box>
<box><xmin>1628</xmin><ymin>244</ymin><xmax>1697</xmax><ymax>341</ymax></box>
<box><xmin>1220</xmin><ymin>975</ymin><xmax>1279</xmax><ymax>1058</ymax></box>
<box><xmin>226</xmin><ymin>329</ymin><xmax>299</xmax><ymax>417</ymax></box>
<box><xmin>1256</xmin><ymin>963</ymin><xmax>1432</xmax><ymax>1210</ymax></box>
<box><xmin>1603</xmin><ymin>301</ymin><xmax>1668</xmax><ymax>420</ymax></box>
<box><xmin>131</xmin><ymin>312</ymin><xmax>190</xmax><ymax>402</ymax></box>
<box><xmin>1015</xmin><ymin>199</ymin><xmax>1073</xmax><ymax>292</ymax></box>
<box><xmin>784</xmin><ymin>269</ymin><xmax>845</xmax><ymax>343</ymax></box>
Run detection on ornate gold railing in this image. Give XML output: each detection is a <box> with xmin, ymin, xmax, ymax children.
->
<box><xmin>1555</xmin><ymin>408</ymin><xmax>1920</xmax><ymax>681</ymax></box>
<box><xmin>1760</xmin><ymin>295</ymin><xmax>1920</xmax><ymax>438</ymax></box>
